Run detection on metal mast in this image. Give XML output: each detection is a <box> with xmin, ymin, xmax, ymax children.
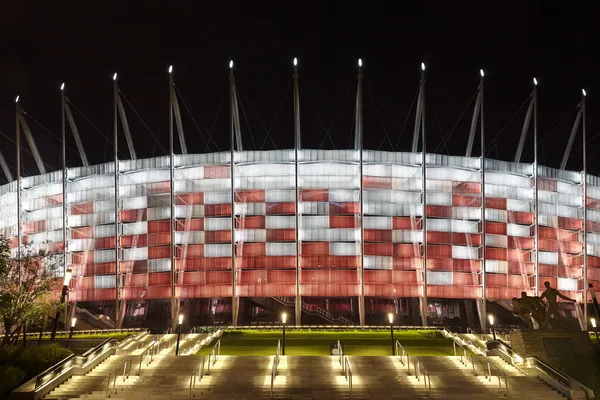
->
<box><xmin>533</xmin><ymin>78</ymin><xmax>539</xmax><ymax>296</ymax></box>
<box><xmin>61</xmin><ymin>83</ymin><xmax>68</xmax><ymax>279</ymax></box>
<box><xmin>229</xmin><ymin>61</ymin><xmax>238</xmax><ymax>326</ymax></box>
<box><xmin>582</xmin><ymin>88</ymin><xmax>588</xmax><ymax>328</ymax></box>
<box><xmin>112</xmin><ymin>73</ymin><xmax>120</xmax><ymax>327</ymax></box>
<box><xmin>479</xmin><ymin>69</ymin><xmax>487</xmax><ymax>332</ymax></box>
<box><xmin>169</xmin><ymin>65</ymin><xmax>177</xmax><ymax>329</ymax></box>
<box><xmin>293</xmin><ymin>57</ymin><xmax>302</xmax><ymax>326</ymax></box>
<box><xmin>356</xmin><ymin>58</ymin><xmax>365</xmax><ymax>326</ymax></box>
<box><xmin>419</xmin><ymin>63</ymin><xmax>428</xmax><ymax>326</ymax></box>
<box><xmin>15</xmin><ymin>96</ymin><xmax>22</xmax><ymax>276</ymax></box>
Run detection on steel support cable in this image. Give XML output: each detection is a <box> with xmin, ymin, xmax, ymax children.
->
<box><xmin>432</xmin><ymin>108</ymin><xmax>450</xmax><ymax>155</ymax></box>
<box><xmin>368</xmin><ymin>90</ymin><xmax>410</xmax><ymax>151</ymax></box>
<box><xmin>175</xmin><ymin>86</ymin><xmax>222</xmax><ymax>153</ymax></box>
<box><xmin>394</xmin><ymin>82</ymin><xmax>421</xmax><ymax>150</ymax></box>
<box><xmin>242</xmin><ymin>93</ymin><xmax>284</xmax><ymax>150</ymax></box>
<box><xmin>432</xmin><ymin>89</ymin><xmax>478</xmax><ymax>154</ymax></box>
<box><xmin>484</xmin><ymin>96</ymin><xmax>532</xmax><ymax>157</ymax></box>
<box><xmin>22</xmin><ymin>112</ymin><xmax>81</xmax><ymax>158</ymax></box>
<box><xmin>67</xmin><ymin>100</ymin><xmax>129</xmax><ymax>160</ymax></box>
<box><xmin>313</xmin><ymin>89</ymin><xmax>351</xmax><ymax>150</ymax></box>
<box><xmin>118</xmin><ymin>90</ymin><xmax>168</xmax><ymax>155</ymax></box>
<box><xmin>203</xmin><ymin>99</ymin><xmax>224</xmax><ymax>153</ymax></box>
<box><xmin>235</xmin><ymin>89</ymin><xmax>256</xmax><ymax>150</ymax></box>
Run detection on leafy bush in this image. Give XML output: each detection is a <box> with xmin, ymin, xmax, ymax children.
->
<box><xmin>0</xmin><ymin>366</ymin><xmax>25</xmax><ymax>398</ymax></box>
<box><xmin>11</xmin><ymin>344</ymin><xmax>73</xmax><ymax>378</ymax></box>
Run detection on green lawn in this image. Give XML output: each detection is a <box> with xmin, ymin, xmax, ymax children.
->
<box><xmin>196</xmin><ymin>330</ymin><xmax>453</xmax><ymax>356</ymax></box>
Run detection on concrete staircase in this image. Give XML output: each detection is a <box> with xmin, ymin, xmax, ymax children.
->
<box><xmin>42</xmin><ymin>354</ymin><xmax>567</xmax><ymax>400</ymax></box>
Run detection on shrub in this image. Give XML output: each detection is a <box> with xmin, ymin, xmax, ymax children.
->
<box><xmin>0</xmin><ymin>366</ymin><xmax>25</xmax><ymax>398</ymax></box>
<box><xmin>12</xmin><ymin>344</ymin><xmax>73</xmax><ymax>378</ymax></box>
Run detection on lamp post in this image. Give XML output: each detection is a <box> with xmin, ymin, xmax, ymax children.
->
<box><xmin>69</xmin><ymin>318</ymin><xmax>76</xmax><ymax>349</ymax></box>
<box><xmin>281</xmin><ymin>312</ymin><xmax>287</xmax><ymax>355</ymax></box>
<box><xmin>51</xmin><ymin>269</ymin><xmax>72</xmax><ymax>341</ymax></box>
<box><xmin>388</xmin><ymin>313</ymin><xmax>395</xmax><ymax>355</ymax></box>
<box><xmin>175</xmin><ymin>314</ymin><xmax>183</xmax><ymax>355</ymax></box>
<box><xmin>592</xmin><ymin>318</ymin><xmax>599</xmax><ymax>343</ymax></box>
<box><xmin>489</xmin><ymin>314</ymin><xmax>496</xmax><ymax>341</ymax></box>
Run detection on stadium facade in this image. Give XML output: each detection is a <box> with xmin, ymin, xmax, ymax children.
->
<box><xmin>1</xmin><ymin>63</ymin><xmax>597</xmax><ymax>331</ymax></box>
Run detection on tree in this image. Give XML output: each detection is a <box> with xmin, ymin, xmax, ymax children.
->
<box><xmin>0</xmin><ymin>237</ymin><xmax>63</xmax><ymax>346</ymax></box>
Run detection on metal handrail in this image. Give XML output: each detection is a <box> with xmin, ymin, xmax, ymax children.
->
<box><xmin>34</xmin><ymin>338</ymin><xmax>117</xmax><ymax>390</ymax></box>
<box><xmin>270</xmin><ymin>340</ymin><xmax>281</xmax><ymax>398</ymax></box>
<box><xmin>105</xmin><ymin>358</ymin><xmax>131</xmax><ymax>399</ymax></box>
<box><xmin>413</xmin><ymin>357</ymin><xmax>431</xmax><ymax>398</ymax></box>
<box><xmin>343</xmin><ymin>356</ymin><xmax>353</xmax><ymax>398</ymax></box>
<box><xmin>16</xmin><ymin>327</ymin><xmax>146</xmax><ymax>338</ymax></box>
<box><xmin>138</xmin><ymin>339</ymin><xmax>159</xmax><ymax>373</ymax></box>
<box><xmin>188</xmin><ymin>356</ymin><xmax>205</xmax><ymax>398</ymax></box>
<box><xmin>452</xmin><ymin>340</ymin><xmax>474</xmax><ymax>372</ymax></box>
<box><xmin>337</xmin><ymin>339</ymin><xmax>344</xmax><ymax>366</ymax></box>
<box><xmin>206</xmin><ymin>339</ymin><xmax>221</xmax><ymax>373</ymax></box>
<box><xmin>395</xmin><ymin>340</ymin><xmax>411</xmax><ymax>374</ymax></box>
<box><xmin>479</xmin><ymin>357</ymin><xmax>508</xmax><ymax>397</ymax></box>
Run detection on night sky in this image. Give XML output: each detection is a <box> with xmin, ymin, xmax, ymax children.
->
<box><xmin>0</xmin><ymin>1</ymin><xmax>598</xmax><ymax>183</ymax></box>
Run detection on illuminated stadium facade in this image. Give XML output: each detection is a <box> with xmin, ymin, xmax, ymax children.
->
<box><xmin>1</xmin><ymin>62</ymin><xmax>597</xmax><ymax>330</ymax></box>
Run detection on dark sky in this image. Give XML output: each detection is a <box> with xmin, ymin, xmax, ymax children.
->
<box><xmin>0</xmin><ymin>1</ymin><xmax>598</xmax><ymax>183</ymax></box>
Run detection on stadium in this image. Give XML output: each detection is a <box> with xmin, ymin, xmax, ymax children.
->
<box><xmin>0</xmin><ymin>63</ymin><xmax>597</xmax><ymax>332</ymax></box>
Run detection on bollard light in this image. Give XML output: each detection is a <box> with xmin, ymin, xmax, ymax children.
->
<box><xmin>68</xmin><ymin>317</ymin><xmax>76</xmax><ymax>345</ymax></box>
<box><xmin>592</xmin><ymin>318</ymin><xmax>596</xmax><ymax>329</ymax></box>
<box><xmin>488</xmin><ymin>314</ymin><xmax>497</xmax><ymax>341</ymax></box>
<box><xmin>388</xmin><ymin>313</ymin><xmax>395</xmax><ymax>356</ymax></box>
<box><xmin>176</xmin><ymin>314</ymin><xmax>183</xmax><ymax>355</ymax></box>
<box><xmin>281</xmin><ymin>312</ymin><xmax>287</xmax><ymax>355</ymax></box>
<box><xmin>592</xmin><ymin>318</ymin><xmax>599</xmax><ymax>343</ymax></box>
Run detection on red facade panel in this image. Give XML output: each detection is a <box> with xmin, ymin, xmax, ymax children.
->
<box><xmin>176</xmin><ymin>218</ymin><xmax>204</xmax><ymax>231</ymax></box>
<box><xmin>266</xmin><ymin>202</ymin><xmax>295</xmax><ymax>215</ymax></box>
<box><xmin>236</xmin><ymin>216</ymin><xmax>265</xmax><ymax>229</ymax></box>
<box><xmin>266</xmin><ymin>229</ymin><xmax>295</xmax><ymax>241</ymax></box>
<box><xmin>72</xmin><ymin>202</ymin><xmax>94</xmax><ymax>215</ymax></box>
<box><xmin>300</xmin><ymin>189</ymin><xmax>328</xmax><ymax>202</ymax></box>
<box><xmin>393</xmin><ymin>217</ymin><xmax>421</xmax><ymax>230</ymax></box>
<box><xmin>204</xmin><ymin>204</ymin><xmax>232</xmax><ymax>216</ymax></box>
<box><xmin>204</xmin><ymin>165</ymin><xmax>230</xmax><ymax>178</ymax></box>
<box><xmin>330</xmin><ymin>202</ymin><xmax>359</xmax><ymax>215</ymax></box>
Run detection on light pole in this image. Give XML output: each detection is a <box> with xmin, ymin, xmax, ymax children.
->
<box><xmin>281</xmin><ymin>312</ymin><xmax>287</xmax><ymax>355</ymax></box>
<box><xmin>388</xmin><ymin>313</ymin><xmax>395</xmax><ymax>355</ymax></box>
<box><xmin>51</xmin><ymin>269</ymin><xmax>72</xmax><ymax>341</ymax></box>
<box><xmin>592</xmin><ymin>318</ymin><xmax>599</xmax><ymax>343</ymax></box>
<box><xmin>489</xmin><ymin>314</ymin><xmax>496</xmax><ymax>341</ymax></box>
<box><xmin>176</xmin><ymin>314</ymin><xmax>183</xmax><ymax>355</ymax></box>
<box><xmin>69</xmin><ymin>318</ymin><xmax>76</xmax><ymax>348</ymax></box>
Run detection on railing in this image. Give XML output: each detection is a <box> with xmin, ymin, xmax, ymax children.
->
<box><xmin>413</xmin><ymin>357</ymin><xmax>431</xmax><ymax>398</ymax></box>
<box><xmin>34</xmin><ymin>338</ymin><xmax>117</xmax><ymax>390</ymax></box>
<box><xmin>201</xmin><ymin>324</ymin><xmax>447</xmax><ymax>331</ymax></box>
<box><xmin>488</xmin><ymin>339</ymin><xmax>595</xmax><ymax>399</ymax></box>
<box><xmin>452</xmin><ymin>340</ymin><xmax>474</xmax><ymax>372</ymax></box>
<box><xmin>270</xmin><ymin>339</ymin><xmax>281</xmax><ymax>398</ymax></box>
<box><xmin>12</xmin><ymin>327</ymin><xmax>145</xmax><ymax>339</ymax></box>
<box><xmin>337</xmin><ymin>339</ymin><xmax>344</xmax><ymax>366</ymax></box>
<box><xmin>105</xmin><ymin>358</ymin><xmax>132</xmax><ymax>399</ymax></box>
<box><xmin>343</xmin><ymin>356</ymin><xmax>353</xmax><ymax>398</ymax></box>
<box><xmin>478</xmin><ymin>357</ymin><xmax>508</xmax><ymax>397</ymax></box>
<box><xmin>188</xmin><ymin>356</ymin><xmax>205</xmax><ymax>398</ymax></box>
<box><xmin>395</xmin><ymin>340</ymin><xmax>411</xmax><ymax>374</ymax></box>
<box><xmin>206</xmin><ymin>339</ymin><xmax>221</xmax><ymax>373</ymax></box>
<box><xmin>138</xmin><ymin>339</ymin><xmax>160</xmax><ymax>373</ymax></box>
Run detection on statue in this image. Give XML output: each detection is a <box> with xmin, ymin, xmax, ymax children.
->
<box><xmin>512</xmin><ymin>291</ymin><xmax>546</xmax><ymax>329</ymax></box>
<box><xmin>539</xmin><ymin>281</ymin><xmax>576</xmax><ymax>329</ymax></box>
<box><xmin>512</xmin><ymin>282</ymin><xmax>578</xmax><ymax>330</ymax></box>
